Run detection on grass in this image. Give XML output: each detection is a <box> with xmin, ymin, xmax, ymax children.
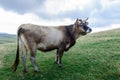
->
<box><xmin>0</xmin><ymin>28</ymin><xmax>120</xmax><ymax>80</ymax></box>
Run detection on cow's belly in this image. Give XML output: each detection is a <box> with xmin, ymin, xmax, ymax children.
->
<box><xmin>37</xmin><ymin>42</ymin><xmax>58</xmax><ymax>52</ymax></box>
<box><xmin>37</xmin><ymin>28</ymin><xmax>63</xmax><ymax>51</ymax></box>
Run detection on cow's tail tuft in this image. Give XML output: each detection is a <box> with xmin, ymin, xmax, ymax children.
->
<box><xmin>11</xmin><ymin>28</ymin><xmax>22</xmax><ymax>72</ymax></box>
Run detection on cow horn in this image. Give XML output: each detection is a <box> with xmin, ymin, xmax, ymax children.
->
<box><xmin>85</xmin><ymin>18</ymin><xmax>89</xmax><ymax>21</ymax></box>
<box><xmin>76</xmin><ymin>18</ymin><xmax>79</xmax><ymax>21</ymax></box>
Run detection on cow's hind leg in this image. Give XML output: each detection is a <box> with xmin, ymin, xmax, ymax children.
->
<box><xmin>30</xmin><ymin>56</ymin><xmax>39</xmax><ymax>72</ymax></box>
<box><xmin>21</xmin><ymin>45</ymin><xmax>27</xmax><ymax>73</ymax></box>
<box><xmin>29</xmin><ymin>44</ymin><xmax>39</xmax><ymax>72</ymax></box>
<box><xmin>20</xmin><ymin>37</ymin><xmax>27</xmax><ymax>73</ymax></box>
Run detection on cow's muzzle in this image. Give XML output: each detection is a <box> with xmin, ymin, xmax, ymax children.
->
<box><xmin>86</xmin><ymin>27</ymin><xmax>92</xmax><ymax>33</ymax></box>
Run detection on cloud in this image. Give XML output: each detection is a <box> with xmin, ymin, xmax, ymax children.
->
<box><xmin>0</xmin><ymin>7</ymin><xmax>75</xmax><ymax>34</ymax></box>
<box><xmin>42</xmin><ymin>0</ymin><xmax>92</xmax><ymax>15</ymax></box>
<box><xmin>0</xmin><ymin>0</ymin><xmax>98</xmax><ymax>19</ymax></box>
<box><xmin>0</xmin><ymin>0</ymin><xmax>44</xmax><ymax>13</ymax></box>
<box><xmin>39</xmin><ymin>0</ymin><xmax>98</xmax><ymax>19</ymax></box>
<box><xmin>0</xmin><ymin>7</ymin><xmax>39</xmax><ymax>34</ymax></box>
<box><xmin>92</xmin><ymin>24</ymin><xmax>120</xmax><ymax>33</ymax></box>
<box><xmin>0</xmin><ymin>0</ymin><xmax>120</xmax><ymax>34</ymax></box>
<box><xmin>89</xmin><ymin>0</ymin><xmax>120</xmax><ymax>28</ymax></box>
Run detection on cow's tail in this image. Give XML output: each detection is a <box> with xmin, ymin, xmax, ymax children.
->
<box><xmin>11</xmin><ymin>28</ymin><xmax>21</xmax><ymax>72</ymax></box>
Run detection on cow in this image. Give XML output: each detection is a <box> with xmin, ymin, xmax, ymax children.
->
<box><xmin>11</xmin><ymin>18</ymin><xmax>92</xmax><ymax>73</ymax></box>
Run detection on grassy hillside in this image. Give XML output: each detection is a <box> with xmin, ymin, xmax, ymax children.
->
<box><xmin>0</xmin><ymin>33</ymin><xmax>16</xmax><ymax>44</ymax></box>
<box><xmin>0</xmin><ymin>29</ymin><xmax>120</xmax><ymax>80</ymax></box>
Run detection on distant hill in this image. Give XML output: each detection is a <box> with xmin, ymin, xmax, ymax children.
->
<box><xmin>0</xmin><ymin>33</ymin><xmax>15</xmax><ymax>37</ymax></box>
<box><xmin>0</xmin><ymin>33</ymin><xmax>16</xmax><ymax>44</ymax></box>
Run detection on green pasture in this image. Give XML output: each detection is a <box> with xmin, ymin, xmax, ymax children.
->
<box><xmin>0</xmin><ymin>29</ymin><xmax>120</xmax><ymax>80</ymax></box>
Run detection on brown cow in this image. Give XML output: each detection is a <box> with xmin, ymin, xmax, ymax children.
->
<box><xmin>12</xmin><ymin>18</ymin><xmax>92</xmax><ymax>73</ymax></box>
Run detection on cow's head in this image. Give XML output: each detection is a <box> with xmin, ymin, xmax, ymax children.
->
<box><xmin>74</xmin><ymin>18</ymin><xmax>92</xmax><ymax>36</ymax></box>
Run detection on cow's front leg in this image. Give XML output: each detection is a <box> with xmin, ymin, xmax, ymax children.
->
<box><xmin>55</xmin><ymin>50</ymin><xmax>59</xmax><ymax>64</ymax></box>
<box><xmin>56</xmin><ymin>47</ymin><xmax>65</xmax><ymax>68</ymax></box>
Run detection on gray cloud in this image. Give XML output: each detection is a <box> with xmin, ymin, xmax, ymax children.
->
<box><xmin>36</xmin><ymin>0</ymin><xmax>101</xmax><ymax>20</ymax></box>
<box><xmin>90</xmin><ymin>1</ymin><xmax>120</xmax><ymax>27</ymax></box>
<box><xmin>0</xmin><ymin>0</ymin><xmax>120</xmax><ymax>28</ymax></box>
<box><xmin>0</xmin><ymin>0</ymin><xmax>44</xmax><ymax>13</ymax></box>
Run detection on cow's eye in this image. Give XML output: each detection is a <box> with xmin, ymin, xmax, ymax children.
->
<box><xmin>80</xmin><ymin>23</ymin><xmax>83</xmax><ymax>27</ymax></box>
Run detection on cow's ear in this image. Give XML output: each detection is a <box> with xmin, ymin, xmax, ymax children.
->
<box><xmin>85</xmin><ymin>18</ymin><xmax>89</xmax><ymax>21</ymax></box>
<box><xmin>75</xmin><ymin>18</ymin><xmax>78</xmax><ymax>24</ymax></box>
<box><xmin>76</xmin><ymin>18</ymin><xmax>79</xmax><ymax>22</ymax></box>
<box><xmin>76</xmin><ymin>18</ymin><xmax>82</xmax><ymax>23</ymax></box>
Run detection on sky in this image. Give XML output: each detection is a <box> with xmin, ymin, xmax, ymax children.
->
<box><xmin>0</xmin><ymin>0</ymin><xmax>120</xmax><ymax>34</ymax></box>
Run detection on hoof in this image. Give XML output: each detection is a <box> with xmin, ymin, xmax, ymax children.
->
<box><xmin>11</xmin><ymin>65</ymin><xmax>17</xmax><ymax>72</ymax></box>
<box><xmin>34</xmin><ymin>71</ymin><xmax>39</xmax><ymax>72</ymax></box>
<box><xmin>58</xmin><ymin>65</ymin><xmax>62</xmax><ymax>68</ymax></box>
<box><xmin>54</xmin><ymin>61</ymin><xmax>58</xmax><ymax>64</ymax></box>
<box><xmin>34</xmin><ymin>69</ymin><xmax>39</xmax><ymax>73</ymax></box>
<box><xmin>34</xmin><ymin>70</ymin><xmax>39</xmax><ymax>73</ymax></box>
<box><xmin>22</xmin><ymin>70</ymin><xmax>27</xmax><ymax>74</ymax></box>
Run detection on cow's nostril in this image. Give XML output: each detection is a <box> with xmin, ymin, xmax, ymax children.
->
<box><xmin>86</xmin><ymin>28</ymin><xmax>92</xmax><ymax>33</ymax></box>
<box><xmin>89</xmin><ymin>28</ymin><xmax>92</xmax><ymax>32</ymax></box>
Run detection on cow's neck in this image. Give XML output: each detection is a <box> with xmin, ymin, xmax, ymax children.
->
<box><xmin>67</xmin><ymin>25</ymin><xmax>83</xmax><ymax>40</ymax></box>
<box><xmin>65</xmin><ymin>24</ymin><xmax>75</xmax><ymax>41</ymax></box>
